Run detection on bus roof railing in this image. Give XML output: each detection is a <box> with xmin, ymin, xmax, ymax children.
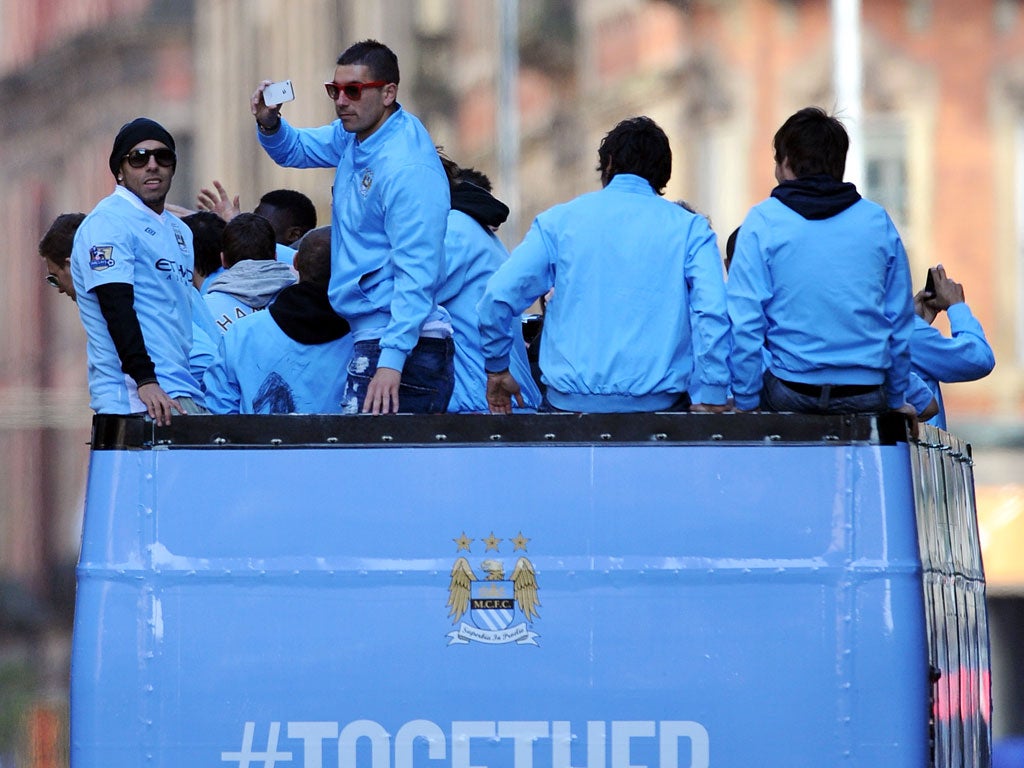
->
<box><xmin>90</xmin><ymin>411</ymin><xmax>912</xmax><ymax>450</ymax></box>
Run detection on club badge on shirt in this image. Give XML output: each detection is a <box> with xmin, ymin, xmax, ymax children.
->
<box><xmin>360</xmin><ymin>168</ymin><xmax>374</xmax><ymax>197</ymax></box>
<box><xmin>89</xmin><ymin>245</ymin><xmax>115</xmax><ymax>271</ymax></box>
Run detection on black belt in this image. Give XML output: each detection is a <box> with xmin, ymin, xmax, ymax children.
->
<box><xmin>778</xmin><ymin>378</ymin><xmax>880</xmax><ymax>398</ymax></box>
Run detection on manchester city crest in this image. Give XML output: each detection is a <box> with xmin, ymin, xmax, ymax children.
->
<box><xmin>446</xmin><ymin>531</ymin><xmax>540</xmax><ymax>647</ymax></box>
<box><xmin>360</xmin><ymin>168</ymin><xmax>374</xmax><ymax>197</ymax></box>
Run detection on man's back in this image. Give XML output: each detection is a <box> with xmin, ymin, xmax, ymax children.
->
<box><xmin>481</xmin><ymin>173</ymin><xmax>730</xmax><ymax>412</ymax></box>
<box><xmin>726</xmin><ymin>107</ymin><xmax>914</xmax><ymax>414</ymax></box>
<box><xmin>204</xmin><ymin>260</ymin><xmax>296</xmax><ymax>334</ymax></box>
<box><xmin>439</xmin><ymin>208</ymin><xmax>540</xmax><ymax>413</ymax></box>
<box><xmin>731</xmin><ymin>195</ymin><xmax>908</xmax><ymax>379</ymax></box>
<box><xmin>203</xmin><ymin>288</ymin><xmax>352</xmax><ymax>414</ymax></box>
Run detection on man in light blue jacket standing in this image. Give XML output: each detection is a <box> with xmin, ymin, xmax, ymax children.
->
<box><xmin>478</xmin><ymin>116</ymin><xmax>731</xmax><ymax>414</ymax></box>
<box><xmin>251</xmin><ymin>40</ymin><xmax>453</xmax><ymax>415</ymax></box>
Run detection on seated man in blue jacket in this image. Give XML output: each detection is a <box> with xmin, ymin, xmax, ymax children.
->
<box><xmin>203</xmin><ymin>227</ymin><xmax>352</xmax><ymax>414</ymax></box>
<box><xmin>204</xmin><ymin>212</ymin><xmax>296</xmax><ymax>335</ymax></box>
<box><xmin>910</xmin><ymin>265</ymin><xmax>994</xmax><ymax>429</ymax></box>
<box><xmin>478</xmin><ymin>116</ymin><xmax>731</xmax><ymax>414</ymax></box>
<box><xmin>728</xmin><ymin>107</ymin><xmax>915</xmax><ymax>416</ymax></box>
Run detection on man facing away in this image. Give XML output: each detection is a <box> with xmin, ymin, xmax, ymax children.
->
<box><xmin>71</xmin><ymin>117</ymin><xmax>206</xmax><ymax>425</ymax></box>
<box><xmin>203</xmin><ymin>212</ymin><xmax>296</xmax><ymax>335</ymax></box>
<box><xmin>478</xmin><ymin>116</ymin><xmax>731</xmax><ymax>414</ymax></box>
<box><xmin>436</xmin><ymin>157</ymin><xmax>541</xmax><ymax>413</ymax></box>
<box><xmin>203</xmin><ymin>227</ymin><xmax>353</xmax><ymax>414</ymax></box>
<box><xmin>727</xmin><ymin>107</ymin><xmax>915</xmax><ymax>416</ymax></box>
<box><xmin>181</xmin><ymin>211</ymin><xmax>228</xmax><ymax>386</ymax></box>
<box><xmin>252</xmin><ymin>39</ymin><xmax>453</xmax><ymax>415</ymax></box>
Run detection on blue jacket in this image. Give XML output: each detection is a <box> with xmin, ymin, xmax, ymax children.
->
<box><xmin>478</xmin><ymin>174</ymin><xmax>731</xmax><ymax>412</ymax></box>
<box><xmin>727</xmin><ymin>181</ymin><xmax>914</xmax><ymax>410</ymax></box>
<box><xmin>190</xmin><ymin>287</ymin><xmax>220</xmax><ymax>388</ymax></box>
<box><xmin>203</xmin><ymin>282</ymin><xmax>352</xmax><ymax>414</ymax></box>
<box><xmin>204</xmin><ymin>260</ymin><xmax>297</xmax><ymax>335</ymax></box>
<box><xmin>257</xmin><ymin>107</ymin><xmax>449</xmax><ymax>372</ymax></box>
<box><xmin>439</xmin><ymin>208</ymin><xmax>541</xmax><ymax>412</ymax></box>
<box><xmin>911</xmin><ymin>303</ymin><xmax>994</xmax><ymax>429</ymax></box>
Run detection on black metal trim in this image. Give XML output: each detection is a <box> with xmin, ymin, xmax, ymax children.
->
<box><xmin>90</xmin><ymin>412</ymin><xmax>910</xmax><ymax>450</ymax></box>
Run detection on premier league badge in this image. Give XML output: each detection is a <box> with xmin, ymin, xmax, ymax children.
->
<box><xmin>88</xmin><ymin>245</ymin><xmax>115</xmax><ymax>271</ymax></box>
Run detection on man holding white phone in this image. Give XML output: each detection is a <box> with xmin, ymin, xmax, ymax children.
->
<box><xmin>251</xmin><ymin>39</ymin><xmax>453</xmax><ymax>415</ymax></box>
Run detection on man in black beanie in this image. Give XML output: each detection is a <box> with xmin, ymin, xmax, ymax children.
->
<box><xmin>70</xmin><ymin>117</ymin><xmax>207</xmax><ymax>424</ymax></box>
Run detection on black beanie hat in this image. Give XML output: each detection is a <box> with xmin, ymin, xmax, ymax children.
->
<box><xmin>109</xmin><ymin>118</ymin><xmax>176</xmax><ymax>177</ymax></box>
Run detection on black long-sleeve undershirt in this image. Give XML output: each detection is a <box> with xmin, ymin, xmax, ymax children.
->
<box><xmin>93</xmin><ymin>282</ymin><xmax>158</xmax><ymax>387</ymax></box>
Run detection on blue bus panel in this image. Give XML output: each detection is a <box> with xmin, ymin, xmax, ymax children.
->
<box><xmin>70</xmin><ymin>413</ymin><xmax>989</xmax><ymax>768</ymax></box>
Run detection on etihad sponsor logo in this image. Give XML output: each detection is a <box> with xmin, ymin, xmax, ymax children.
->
<box><xmin>221</xmin><ymin>719</ymin><xmax>710</xmax><ymax>768</ymax></box>
<box><xmin>447</xmin><ymin>531</ymin><xmax>539</xmax><ymax>646</ymax></box>
<box><xmin>155</xmin><ymin>258</ymin><xmax>193</xmax><ymax>284</ymax></box>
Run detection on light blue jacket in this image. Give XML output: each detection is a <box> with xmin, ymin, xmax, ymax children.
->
<box><xmin>479</xmin><ymin>174</ymin><xmax>731</xmax><ymax>412</ymax></box>
<box><xmin>728</xmin><ymin>197</ymin><xmax>914</xmax><ymax>410</ymax></box>
<box><xmin>439</xmin><ymin>210</ymin><xmax>541</xmax><ymax>412</ymax></box>
<box><xmin>203</xmin><ymin>309</ymin><xmax>352</xmax><ymax>414</ymax></box>
<box><xmin>204</xmin><ymin>260</ymin><xmax>297</xmax><ymax>335</ymax></box>
<box><xmin>258</xmin><ymin>107</ymin><xmax>449</xmax><ymax>371</ymax></box>
<box><xmin>910</xmin><ymin>303</ymin><xmax>994</xmax><ymax>429</ymax></box>
<box><xmin>190</xmin><ymin>287</ymin><xmax>220</xmax><ymax>388</ymax></box>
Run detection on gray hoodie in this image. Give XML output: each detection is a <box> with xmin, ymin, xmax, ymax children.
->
<box><xmin>206</xmin><ymin>260</ymin><xmax>296</xmax><ymax>309</ymax></box>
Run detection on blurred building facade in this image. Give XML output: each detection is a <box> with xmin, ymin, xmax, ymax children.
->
<box><xmin>1</xmin><ymin>0</ymin><xmax>1023</xmax><ymax>763</ymax></box>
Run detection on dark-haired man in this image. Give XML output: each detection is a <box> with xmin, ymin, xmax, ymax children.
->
<box><xmin>254</xmin><ymin>189</ymin><xmax>317</xmax><ymax>247</ymax></box>
<box><xmin>193</xmin><ymin>182</ymin><xmax>317</xmax><ymax>267</ymax></box>
<box><xmin>204</xmin><ymin>212</ymin><xmax>296</xmax><ymax>334</ymax></box>
<box><xmin>181</xmin><ymin>210</ymin><xmax>226</xmax><ymax>293</ymax></box>
<box><xmin>40</xmin><ymin>213</ymin><xmax>85</xmax><ymax>301</ymax></box>
<box><xmin>435</xmin><ymin>155</ymin><xmax>542</xmax><ymax>413</ymax></box>
<box><xmin>251</xmin><ymin>39</ymin><xmax>453</xmax><ymax>415</ymax></box>
<box><xmin>71</xmin><ymin>117</ymin><xmax>206</xmax><ymax>424</ymax></box>
<box><xmin>478</xmin><ymin>116</ymin><xmax>730</xmax><ymax>414</ymax></box>
<box><xmin>204</xmin><ymin>227</ymin><xmax>353</xmax><ymax>414</ymax></box>
<box><xmin>727</xmin><ymin>107</ymin><xmax>914</xmax><ymax>416</ymax></box>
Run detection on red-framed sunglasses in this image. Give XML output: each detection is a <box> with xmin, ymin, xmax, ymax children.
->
<box><xmin>324</xmin><ymin>80</ymin><xmax>387</xmax><ymax>101</ymax></box>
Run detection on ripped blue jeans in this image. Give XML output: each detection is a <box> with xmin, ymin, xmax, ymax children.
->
<box><xmin>342</xmin><ymin>337</ymin><xmax>455</xmax><ymax>414</ymax></box>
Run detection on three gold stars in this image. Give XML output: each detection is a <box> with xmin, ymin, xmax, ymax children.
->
<box><xmin>452</xmin><ymin>530</ymin><xmax>531</xmax><ymax>553</ymax></box>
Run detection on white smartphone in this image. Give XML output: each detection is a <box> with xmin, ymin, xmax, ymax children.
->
<box><xmin>263</xmin><ymin>80</ymin><xmax>295</xmax><ymax>107</ymax></box>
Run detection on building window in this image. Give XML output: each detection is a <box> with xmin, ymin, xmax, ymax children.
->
<box><xmin>862</xmin><ymin>117</ymin><xmax>908</xmax><ymax>230</ymax></box>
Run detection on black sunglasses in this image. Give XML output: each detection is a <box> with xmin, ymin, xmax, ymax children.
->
<box><xmin>44</xmin><ymin>274</ymin><xmax>60</xmax><ymax>288</ymax></box>
<box><xmin>123</xmin><ymin>148</ymin><xmax>177</xmax><ymax>169</ymax></box>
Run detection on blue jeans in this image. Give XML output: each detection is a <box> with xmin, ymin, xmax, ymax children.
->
<box><xmin>760</xmin><ymin>370</ymin><xmax>886</xmax><ymax>414</ymax></box>
<box><xmin>343</xmin><ymin>337</ymin><xmax>455</xmax><ymax>414</ymax></box>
